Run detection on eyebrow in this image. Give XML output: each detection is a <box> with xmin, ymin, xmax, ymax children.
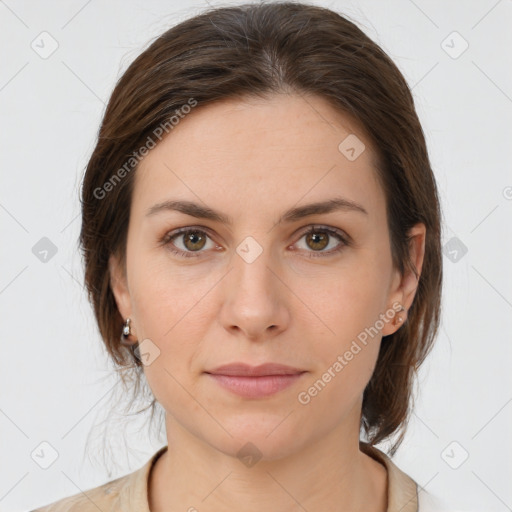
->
<box><xmin>145</xmin><ymin>197</ymin><xmax>368</xmax><ymax>224</ymax></box>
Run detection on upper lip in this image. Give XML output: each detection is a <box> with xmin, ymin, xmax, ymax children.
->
<box><xmin>205</xmin><ymin>363</ymin><xmax>306</xmax><ymax>376</ymax></box>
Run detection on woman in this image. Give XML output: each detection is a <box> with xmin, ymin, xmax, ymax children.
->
<box><xmin>33</xmin><ymin>2</ymin><xmax>444</xmax><ymax>511</ymax></box>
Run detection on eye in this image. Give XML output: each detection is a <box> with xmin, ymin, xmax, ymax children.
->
<box><xmin>293</xmin><ymin>225</ymin><xmax>349</xmax><ymax>258</ymax></box>
<box><xmin>160</xmin><ymin>228</ymin><xmax>217</xmax><ymax>258</ymax></box>
<box><xmin>160</xmin><ymin>225</ymin><xmax>350</xmax><ymax>259</ymax></box>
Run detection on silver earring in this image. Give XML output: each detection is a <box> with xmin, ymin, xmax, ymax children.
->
<box><xmin>120</xmin><ymin>318</ymin><xmax>134</xmax><ymax>345</ymax></box>
<box><xmin>394</xmin><ymin>306</ymin><xmax>406</xmax><ymax>327</ymax></box>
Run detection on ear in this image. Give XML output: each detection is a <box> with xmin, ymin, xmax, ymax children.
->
<box><xmin>108</xmin><ymin>253</ymin><xmax>133</xmax><ymax>322</ymax></box>
<box><xmin>381</xmin><ymin>223</ymin><xmax>426</xmax><ymax>336</ymax></box>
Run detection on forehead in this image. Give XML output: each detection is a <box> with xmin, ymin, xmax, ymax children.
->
<box><xmin>133</xmin><ymin>93</ymin><xmax>384</xmax><ymax>221</ymax></box>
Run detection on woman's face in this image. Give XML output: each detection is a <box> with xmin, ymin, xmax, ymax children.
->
<box><xmin>110</xmin><ymin>93</ymin><xmax>424</xmax><ymax>460</ymax></box>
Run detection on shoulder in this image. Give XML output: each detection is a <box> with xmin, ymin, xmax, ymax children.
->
<box><xmin>360</xmin><ymin>442</ymin><xmax>459</xmax><ymax>512</ymax></box>
<box><xmin>418</xmin><ymin>490</ymin><xmax>464</xmax><ymax>512</ymax></box>
<box><xmin>360</xmin><ymin>442</ymin><xmax>418</xmax><ymax>511</ymax></box>
<box><xmin>30</xmin><ymin>445</ymin><xmax>168</xmax><ymax>512</ymax></box>
<box><xmin>29</xmin><ymin>474</ymin><xmax>128</xmax><ymax>512</ymax></box>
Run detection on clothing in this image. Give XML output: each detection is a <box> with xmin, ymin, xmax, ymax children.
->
<box><xmin>31</xmin><ymin>442</ymin><xmax>433</xmax><ymax>511</ymax></box>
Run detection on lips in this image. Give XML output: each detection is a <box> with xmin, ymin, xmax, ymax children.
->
<box><xmin>205</xmin><ymin>362</ymin><xmax>305</xmax><ymax>377</ymax></box>
<box><xmin>204</xmin><ymin>362</ymin><xmax>307</xmax><ymax>398</ymax></box>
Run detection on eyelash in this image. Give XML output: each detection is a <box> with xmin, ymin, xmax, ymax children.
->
<box><xmin>159</xmin><ymin>225</ymin><xmax>350</xmax><ymax>259</ymax></box>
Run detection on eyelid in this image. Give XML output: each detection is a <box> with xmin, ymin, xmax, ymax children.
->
<box><xmin>159</xmin><ymin>226</ymin><xmax>220</xmax><ymax>257</ymax></box>
<box><xmin>292</xmin><ymin>225</ymin><xmax>350</xmax><ymax>258</ymax></box>
<box><xmin>296</xmin><ymin>224</ymin><xmax>350</xmax><ymax>243</ymax></box>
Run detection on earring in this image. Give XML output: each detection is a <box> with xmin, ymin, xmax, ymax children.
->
<box><xmin>120</xmin><ymin>317</ymin><xmax>136</xmax><ymax>346</ymax></box>
<box><xmin>393</xmin><ymin>306</ymin><xmax>406</xmax><ymax>327</ymax></box>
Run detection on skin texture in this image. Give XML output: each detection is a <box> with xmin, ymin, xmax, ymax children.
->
<box><xmin>109</xmin><ymin>93</ymin><xmax>426</xmax><ymax>511</ymax></box>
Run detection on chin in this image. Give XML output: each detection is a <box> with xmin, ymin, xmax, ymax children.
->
<box><xmin>203</xmin><ymin>414</ymin><xmax>308</xmax><ymax>463</ymax></box>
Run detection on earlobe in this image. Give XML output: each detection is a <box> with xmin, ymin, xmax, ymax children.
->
<box><xmin>108</xmin><ymin>253</ymin><xmax>132</xmax><ymax>320</ymax></box>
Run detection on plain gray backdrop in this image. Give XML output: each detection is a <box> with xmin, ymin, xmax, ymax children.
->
<box><xmin>1</xmin><ymin>1</ymin><xmax>511</xmax><ymax>511</ymax></box>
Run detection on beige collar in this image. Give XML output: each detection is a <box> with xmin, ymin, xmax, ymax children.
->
<box><xmin>360</xmin><ymin>441</ymin><xmax>418</xmax><ymax>512</ymax></box>
<box><xmin>118</xmin><ymin>443</ymin><xmax>418</xmax><ymax>512</ymax></box>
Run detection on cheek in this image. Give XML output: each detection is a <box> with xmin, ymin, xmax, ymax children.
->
<box><xmin>300</xmin><ymin>257</ymin><xmax>388</xmax><ymax>405</ymax></box>
<box><xmin>129</xmin><ymin>261</ymin><xmax>214</xmax><ymax>411</ymax></box>
<box><xmin>298</xmin><ymin>323</ymin><xmax>382</xmax><ymax>421</ymax></box>
<box><xmin>128</xmin><ymin>256</ymin><xmax>221</xmax><ymax>393</ymax></box>
<box><xmin>129</xmin><ymin>251</ymin><xmax>216</xmax><ymax>335</ymax></box>
<box><xmin>317</xmin><ymin>260</ymin><xmax>389</xmax><ymax>338</ymax></box>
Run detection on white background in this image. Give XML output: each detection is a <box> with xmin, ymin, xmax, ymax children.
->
<box><xmin>1</xmin><ymin>1</ymin><xmax>511</xmax><ymax>511</ymax></box>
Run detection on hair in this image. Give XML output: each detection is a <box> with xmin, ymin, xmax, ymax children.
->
<box><xmin>79</xmin><ymin>0</ymin><xmax>443</xmax><ymax>460</ymax></box>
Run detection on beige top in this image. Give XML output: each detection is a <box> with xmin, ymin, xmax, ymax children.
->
<box><xmin>31</xmin><ymin>442</ymin><xmax>419</xmax><ymax>511</ymax></box>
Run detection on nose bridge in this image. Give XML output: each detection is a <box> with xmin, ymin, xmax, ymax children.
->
<box><xmin>219</xmin><ymin>234</ymin><xmax>288</xmax><ymax>338</ymax></box>
<box><xmin>231</xmin><ymin>234</ymin><xmax>278</xmax><ymax>302</ymax></box>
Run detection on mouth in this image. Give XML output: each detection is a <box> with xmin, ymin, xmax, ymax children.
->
<box><xmin>205</xmin><ymin>362</ymin><xmax>305</xmax><ymax>377</ymax></box>
<box><xmin>204</xmin><ymin>362</ymin><xmax>307</xmax><ymax>398</ymax></box>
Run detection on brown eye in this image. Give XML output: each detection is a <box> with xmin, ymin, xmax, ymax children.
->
<box><xmin>305</xmin><ymin>231</ymin><xmax>329</xmax><ymax>251</ymax></box>
<box><xmin>182</xmin><ymin>230</ymin><xmax>207</xmax><ymax>251</ymax></box>
<box><xmin>161</xmin><ymin>228</ymin><xmax>215</xmax><ymax>258</ymax></box>
<box><xmin>295</xmin><ymin>226</ymin><xmax>349</xmax><ymax>258</ymax></box>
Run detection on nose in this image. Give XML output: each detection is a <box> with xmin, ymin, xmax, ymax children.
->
<box><xmin>218</xmin><ymin>245</ymin><xmax>290</xmax><ymax>342</ymax></box>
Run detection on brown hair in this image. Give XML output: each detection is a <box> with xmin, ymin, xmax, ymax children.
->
<box><xmin>79</xmin><ymin>1</ymin><xmax>443</xmax><ymax>456</ymax></box>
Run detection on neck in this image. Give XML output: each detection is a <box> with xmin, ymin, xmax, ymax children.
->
<box><xmin>149</xmin><ymin>411</ymin><xmax>387</xmax><ymax>512</ymax></box>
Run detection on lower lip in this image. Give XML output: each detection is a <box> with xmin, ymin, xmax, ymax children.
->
<box><xmin>206</xmin><ymin>372</ymin><xmax>306</xmax><ymax>398</ymax></box>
